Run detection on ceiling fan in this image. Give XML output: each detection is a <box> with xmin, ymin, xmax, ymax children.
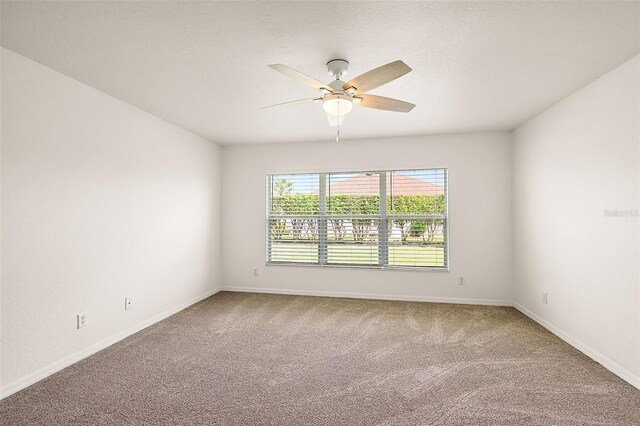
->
<box><xmin>262</xmin><ymin>59</ymin><xmax>415</xmax><ymax>128</ymax></box>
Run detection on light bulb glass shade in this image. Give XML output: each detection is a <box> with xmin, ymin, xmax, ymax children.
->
<box><xmin>327</xmin><ymin>114</ymin><xmax>345</xmax><ymax>127</ymax></box>
<box><xmin>323</xmin><ymin>98</ymin><xmax>353</xmax><ymax>116</ymax></box>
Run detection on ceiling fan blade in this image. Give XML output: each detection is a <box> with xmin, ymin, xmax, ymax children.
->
<box><xmin>268</xmin><ymin>64</ymin><xmax>333</xmax><ymax>93</ymax></box>
<box><xmin>355</xmin><ymin>94</ymin><xmax>415</xmax><ymax>112</ymax></box>
<box><xmin>342</xmin><ymin>60</ymin><xmax>412</xmax><ymax>94</ymax></box>
<box><xmin>261</xmin><ymin>97</ymin><xmax>322</xmax><ymax>109</ymax></box>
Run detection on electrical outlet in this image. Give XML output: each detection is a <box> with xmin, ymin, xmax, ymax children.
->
<box><xmin>542</xmin><ymin>292</ymin><xmax>548</xmax><ymax>304</ymax></box>
<box><xmin>77</xmin><ymin>313</ymin><xmax>87</xmax><ymax>329</ymax></box>
<box><xmin>125</xmin><ymin>297</ymin><xmax>133</xmax><ymax>310</ymax></box>
<box><xmin>253</xmin><ymin>268</ymin><xmax>259</xmax><ymax>276</ymax></box>
<box><xmin>458</xmin><ymin>276</ymin><xmax>465</xmax><ymax>285</ymax></box>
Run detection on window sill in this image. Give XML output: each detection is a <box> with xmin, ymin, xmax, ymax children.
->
<box><xmin>265</xmin><ymin>262</ymin><xmax>449</xmax><ymax>272</ymax></box>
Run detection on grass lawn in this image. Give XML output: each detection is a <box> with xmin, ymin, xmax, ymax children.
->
<box><xmin>270</xmin><ymin>242</ymin><xmax>445</xmax><ymax>267</ymax></box>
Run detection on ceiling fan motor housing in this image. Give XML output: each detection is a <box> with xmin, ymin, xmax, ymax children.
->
<box><xmin>328</xmin><ymin>80</ymin><xmax>346</xmax><ymax>92</ymax></box>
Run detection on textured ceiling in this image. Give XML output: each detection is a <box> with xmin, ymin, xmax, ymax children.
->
<box><xmin>2</xmin><ymin>1</ymin><xmax>639</xmax><ymax>145</ymax></box>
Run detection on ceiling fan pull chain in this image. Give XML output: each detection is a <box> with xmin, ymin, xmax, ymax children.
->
<box><xmin>336</xmin><ymin>100</ymin><xmax>341</xmax><ymax>142</ymax></box>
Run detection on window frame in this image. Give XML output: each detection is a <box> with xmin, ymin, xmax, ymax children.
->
<box><xmin>265</xmin><ymin>168</ymin><xmax>449</xmax><ymax>271</ymax></box>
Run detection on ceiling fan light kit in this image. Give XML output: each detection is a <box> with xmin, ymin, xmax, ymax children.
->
<box><xmin>323</xmin><ymin>95</ymin><xmax>353</xmax><ymax>116</ymax></box>
<box><xmin>263</xmin><ymin>58</ymin><xmax>415</xmax><ymax>139</ymax></box>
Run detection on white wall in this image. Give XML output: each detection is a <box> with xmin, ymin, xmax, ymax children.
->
<box><xmin>0</xmin><ymin>48</ymin><xmax>222</xmax><ymax>394</ymax></box>
<box><xmin>222</xmin><ymin>132</ymin><xmax>513</xmax><ymax>304</ymax></box>
<box><xmin>513</xmin><ymin>55</ymin><xmax>640</xmax><ymax>385</ymax></box>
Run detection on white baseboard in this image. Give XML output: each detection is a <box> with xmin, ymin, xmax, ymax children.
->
<box><xmin>220</xmin><ymin>285</ymin><xmax>513</xmax><ymax>306</ymax></box>
<box><xmin>0</xmin><ymin>287</ymin><xmax>221</xmax><ymax>400</ymax></box>
<box><xmin>514</xmin><ymin>303</ymin><xmax>640</xmax><ymax>390</ymax></box>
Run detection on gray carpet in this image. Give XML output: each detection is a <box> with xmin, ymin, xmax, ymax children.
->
<box><xmin>1</xmin><ymin>292</ymin><xmax>639</xmax><ymax>425</ymax></box>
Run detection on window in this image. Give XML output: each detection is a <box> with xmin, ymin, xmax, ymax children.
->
<box><xmin>266</xmin><ymin>169</ymin><xmax>448</xmax><ymax>269</ymax></box>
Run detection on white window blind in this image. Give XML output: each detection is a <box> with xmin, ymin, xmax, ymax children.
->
<box><xmin>266</xmin><ymin>169</ymin><xmax>448</xmax><ymax>269</ymax></box>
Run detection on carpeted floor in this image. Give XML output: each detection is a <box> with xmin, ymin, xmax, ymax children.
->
<box><xmin>1</xmin><ymin>292</ymin><xmax>639</xmax><ymax>425</ymax></box>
